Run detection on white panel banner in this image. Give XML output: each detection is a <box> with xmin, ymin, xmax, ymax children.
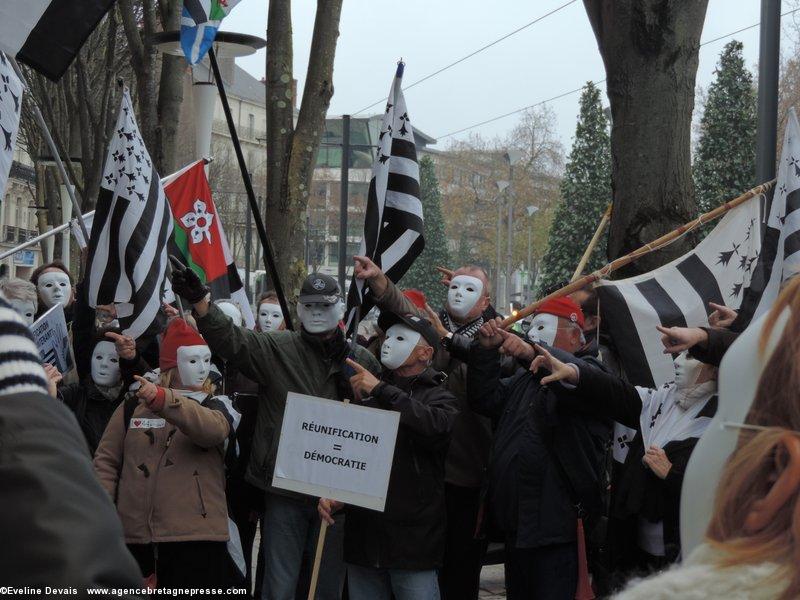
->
<box><xmin>273</xmin><ymin>392</ymin><xmax>400</xmax><ymax>511</ymax></box>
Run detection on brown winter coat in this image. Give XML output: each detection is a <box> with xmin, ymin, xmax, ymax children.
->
<box><xmin>93</xmin><ymin>388</ymin><xmax>231</xmax><ymax>544</ymax></box>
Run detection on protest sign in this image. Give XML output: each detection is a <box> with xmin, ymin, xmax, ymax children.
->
<box><xmin>30</xmin><ymin>304</ymin><xmax>73</xmax><ymax>374</ymax></box>
<box><xmin>273</xmin><ymin>392</ymin><xmax>400</xmax><ymax>511</ymax></box>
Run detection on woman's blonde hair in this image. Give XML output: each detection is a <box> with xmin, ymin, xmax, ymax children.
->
<box><xmin>705</xmin><ymin>276</ymin><xmax>800</xmax><ymax>599</ymax></box>
<box><xmin>158</xmin><ymin>367</ymin><xmax>215</xmax><ymax>395</ymax></box>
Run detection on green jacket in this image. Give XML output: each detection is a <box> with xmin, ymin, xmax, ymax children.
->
<box><xmin>196</xmin><ymin>303</ymin><xmax>381</xmax><ymax>492</ymax></box>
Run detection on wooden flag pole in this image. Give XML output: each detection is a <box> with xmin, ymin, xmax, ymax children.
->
<box><xmin>500</xmin><ymin>179</ymin><xmax>776</xmax><ymax>329</ymax></box>
<box><xmin>571</xmin><ymin>204</ymin><xmax>612</xmax><ymax>282</ymax></box>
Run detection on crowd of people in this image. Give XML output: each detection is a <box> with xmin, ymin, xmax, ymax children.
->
<box><xmin>1</xmin><ymin>254</ymin><xmax>799</xmax><ymax>600</ymax></box>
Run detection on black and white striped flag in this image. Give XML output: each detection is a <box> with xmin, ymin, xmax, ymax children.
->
<box><xmin>734</xmin><ymin>108</ymin><xmax>800</xmax><ymax>328</ymax></box>
<box><xmin>346</xmin><ymin>62</ymin><xmax>424</xmax><ymax>319</ymax></box>
<box><xmin>596</xmin><ymin>196</ymin><xmax>762</xmax><ymax>388</ymax></box>
<box><xmin>85</xmin><ymin>89</ymin><xmax>173</xmax><ymax>339</ymax></box>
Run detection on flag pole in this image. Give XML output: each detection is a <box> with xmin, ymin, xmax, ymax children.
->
<box><xmin>8</xmin><ymin>56</ymin><xmax>89</xmax><ymax>241</ymax></box>
<box><xmin>501</xmin><ymin>179</ymin><xmax>776</xmax><ymax>329</ymax></box>
<box><xmin>207</xmin><ymin>47</ymin><xmax>294</xmax><ymax>330</ymax></box>
<box><xmin>571</xmin><ymin>203</ymin><xmax>613</xmax><ymax>282</ymax></box>
<box><xmin>0</xmin><ymin>211</ymin><xmax>95</xmax><ymax>260</ymax></box>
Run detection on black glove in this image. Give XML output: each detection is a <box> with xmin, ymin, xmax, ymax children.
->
<box><xmin>171</xmin><ymin>265</ymin><xmax>210</xmax><ymax>304</ymax></box>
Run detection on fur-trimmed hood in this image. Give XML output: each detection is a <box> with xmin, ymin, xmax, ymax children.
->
<box><xmin>614</xmin><ymin>543</ymin><xmax>786</xmax><ymax>600</ymax></box>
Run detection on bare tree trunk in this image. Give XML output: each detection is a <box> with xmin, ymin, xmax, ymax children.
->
<box><xmin>156</xmin><ymin>0</ymin><xmax>184</xmax><ymax>174</ymax></box>
<box><xmin>583</xmin><ymin>0</ymin><xmax>709</xmax><ymax>275</ymax></box>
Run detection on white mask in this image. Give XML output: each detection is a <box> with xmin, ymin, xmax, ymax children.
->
<box><xmin>297</xmin><ymin>301</ymin><xmax>344</xmax><ymax>334</ymax></box>
<box><xmin>37</xmin><ymin>271</ymin><xmax>72</xmax><ymax>308</ymax></box>
<box><xmin>217</xmin><ymin>301</ymin><xmax>243</xmax><ymax>327</ymax></box>
<box><xmin>673</xmin><ymin>352</ymin><xmax>704</xmax><ymax>391</ymax></box>
<box><xmin>176</xmin><ymin>344</ymin><xmax>212</xmax><ymax>389</ymax></box>
<box><xmin>9</xmin><ymin>298</ymin><xmax>36</xmax><ymax>325</ymax></box>
<box><xmin>258</xmin><ymin>302</ymin><xmax>284</xmax><ymax>332</ymax></box>
<box><xmin>527</xmin><ymin>313</ymin><xmax>559</xmax><ymax>346</ymax></box>
<box><xmin>91</xmin><ymin>340</ymin><xmax>121</xmax><ymax>387</ymax></box>
<box><xmin>447</xmin><ymin>275</ymin><xmax>484</xmax><ymax>319</ymax></box>
<box><xmin>381</xmin><ymin>324</ymin><xmax>422</xmax><ymax>370</ymax></box>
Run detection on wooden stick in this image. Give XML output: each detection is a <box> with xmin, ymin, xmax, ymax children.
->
<box><xmin>571</xmin><ymin>204</ymin><xmax>612</xmax><ymax>282</ymax></box>
<box><xmin>307</xmin><ymin>398</ymin><xmax>351</xmax><ymax>600</ymax></box>
<box><xmin>435</xmin><ymin>266</ymin><xmax>455</xmax><ymax>280</ymax></box>
<box><xmin>500</xmin><ymin>179</ymin><xmax>776</xmax><ymax>329</ymax></box>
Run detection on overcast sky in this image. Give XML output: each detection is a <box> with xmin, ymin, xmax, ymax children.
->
<box><xmin>222</xmin><ymin>0</ymin><xmax>798</xmax><ymax>150</ymax></box>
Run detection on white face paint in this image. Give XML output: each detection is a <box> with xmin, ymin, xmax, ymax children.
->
<box><xmin>673</xmin><ymin>352</ymin><xmax>705</xmax><ymax>391</ymax></box>
<box><xmin>91</xmin><ymin>340</ymin><xmax>121</xmax><ymax>387</ymax></box>
<box><xmin>297</xmin><ymin>301</ymin><xmax>344</xmax><ymax>334</ymax></box>
<box><xmin>217</xmin><ymin>301</ymin><xmax>243</xmax><ymax>327</ymax></box>
<box><xmin>37</xmin><ymin>271</ymin><xmax>71</xmax><ymax>308</ymax></box>
<box><xmin>9</xmin><ymin>298</ymin><xmax>36</xmax><ymax>325</ymax></box>
<box><xmin>447</xmin><ymin>275</ymin><xmax>484</xmax><ymax>319</ymax></box>
<box><xmin>258</xmin><ymin>302</ymin><xmax>284</xmax><ymax>332</ymax></box>
<box><xmin>381</xmin><ymin>324</ymin><xmax>422</xmax><ymax>370</ymax></box>
<box><xmin>527</xmin><ymin>313</ymin><xmax>559</xmax><ymax>346</ymax></box>
<box><xmin>176</xmin><ymin>344</ymin><xmax>212</xmax><ymax>389</ymax></box>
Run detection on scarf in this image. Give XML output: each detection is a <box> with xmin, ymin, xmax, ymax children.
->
<box><xmin>440</xmin><ymin>309</ymin><xmax>484</xmax><ymax>338</ymax></box>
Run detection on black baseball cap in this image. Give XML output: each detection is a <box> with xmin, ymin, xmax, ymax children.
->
<box><xmin>378</xmin><ymin>311</ymin><xmax>440</xmax><ymax>350</ymax></box>
<box><xmin>299</xmin><ymin>273</ymin><xmax>342</xmax><ymax>304</ymax></box>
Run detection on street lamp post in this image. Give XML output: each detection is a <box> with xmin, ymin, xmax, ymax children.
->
<box><xmin>493</xmin><ymin>180</ymin><xmax>510</xmax><ymax>307</ymax></box>
<box><xmin>504</xmin><ymin>150</ymin><xmax>524</xmax><ymax>312</ymax></box>
<box><xmin>526</xmin><ymin>205</ymin><xmax>539</xmax><ymax>302</ymax></box>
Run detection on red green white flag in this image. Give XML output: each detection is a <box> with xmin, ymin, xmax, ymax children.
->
<box><xmin>163</xmin><ymin>160</ymin><xmax>255</xmax><ymax>328</ymax></box>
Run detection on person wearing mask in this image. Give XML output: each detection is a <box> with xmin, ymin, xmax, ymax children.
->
<box><xmin>529</xmin><ymin>340</ymin><xmax>717</xmax><ymax>575</ymax></box>
<box><xmin>353</xmin><ymin>256</ymin><xmax>503</xmax><ymax>600</ymax></box>
<box><xmin>30</xmin><ymin>260</ymin><xmax>74</xmax><ymax>320</ymax></box>
<box><xmin>455</xmin><ymin>297</ymin><xmax>612</xmax><ymax>600</ymax></box>
<box><xmin>93</xmin><ymin>318</ymin><xmax>240</xmax><ymax>594</ymax></box>
<box><xmin>0</xmin><ymin>277</ymin><xmax>37</xmax><ymax>325</ymax></box>
<box><xmin>255</xmin><ymin>291</ymin><xmax>285</xmax><ymax>332</ymax></box>
<box><xmin>319</xmin><ymin>311</ymin><xmax>459</xmax><ymax>600</ymax></box>
<box><xmin>171</xmin><ymin>267</ymin><xmax>380</xmax><ymax>600</ymax></box>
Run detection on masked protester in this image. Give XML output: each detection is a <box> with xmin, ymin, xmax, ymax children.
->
<box><xmin>171</xmin><ymin>266</ymin><xmax>380</xmax><ymax>600</ymax></box>
<box><xmin>0</xmin><ymin>277</ymin><xmax>38</xmax><ymax>326</ymax></box>
<box><xmin>354</xmin><ymin>256</ymin><xmax>512</xmax><ymax>600</ymax></box>
<box><xmin>319</xmin><ymin>312</ymin><xmax>458</xmax><ymax>600</ymax></box>
<box><xmin>448</xmin><ymin>297</ymin><xmax>611</xmax><ymax>600</ymax></box>
<box><xmin>30</xmin><ymin>261</ymin><xmax>74</xmax><ymax>320</ymax></box>
<box><xmin>255</xmin><ymin>292</ymin><xmax>285</xmax><ymax>332</ymax></box>
<box><xmin>531</xmin><ymin>334</ymin><xmax>718</xmax><ymax>577</ymax></box>
<box><xmin>93</xmin><ymin>318</ymin><xmax>241</xmax><ymax>594</ymax></box>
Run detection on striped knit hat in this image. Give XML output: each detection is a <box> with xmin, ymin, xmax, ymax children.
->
<box><xmin>0</xmin><ymin>292</ymin><xmax>48</xmax><ymax>396</ymax></box>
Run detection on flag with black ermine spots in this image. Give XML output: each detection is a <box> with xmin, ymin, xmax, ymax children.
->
<box><xmin>346</xmin><ymin>62</ymin><xmax>424</xmax><ymax>322</ymax></box>
<box><xmin>0</xmin><ymin>53</ymin><xmax>23</xmax><ymax>201</ymax></box>
<box><xmin>85</xmin><ymin>88</ymin><xmax>173</xmax><ymax>339</ymax></box>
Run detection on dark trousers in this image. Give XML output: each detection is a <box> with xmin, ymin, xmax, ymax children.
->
<box><xmin>228</xmin><ymin>477</ymin><xmax>264</xmax><ymax>596</ymax></box>
<box><xmin>504</xmin><ymin>541</ymin><xmax>577</xmax><ymax>600</ymax></box>
<box><xmin>128</xmin><ymin>541</ymin><xmax>239</xmax><ymax>597</ymax></box>
<box><xmin>439</xmin><ymin>483</ymin><xmax>486</xmax><ymax>600</ymax></box>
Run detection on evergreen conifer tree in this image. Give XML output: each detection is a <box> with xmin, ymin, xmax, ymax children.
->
<box><xmin>537</xmin><ymin>82</ymin><xmax>610</xmax><ymax>294</ymax></box>
<box><xmin>694</xmin><ymin>40</ymin><xmax>756</xmax><ymax>216</ymax></box>
<box><xmin>401</xmin><ymin>155</ymin><xmax>451</xmax><ymax>307</ymax></box>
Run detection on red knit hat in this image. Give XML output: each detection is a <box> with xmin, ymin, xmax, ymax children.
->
<box><xmin>159</xmin><ymin>318</ymin><xmax>207</xmax><ymax>371</ymax></box>
<box><xmin>402</xmin><ymin>289</ymin><xmax>427</xmax><ymax>309</ymax></box>
<box><xmin>534</xmin><ymin>296</ymin><xmax>585</xmax><ymax>329</ymax></box>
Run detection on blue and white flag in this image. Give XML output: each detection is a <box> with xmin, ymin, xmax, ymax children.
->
<box><xmin>180</xmin><ymin>0</ymin><xmax>241</xmax><ymax>65</ymax></box>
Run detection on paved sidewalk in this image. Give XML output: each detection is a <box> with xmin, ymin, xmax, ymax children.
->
<box><xmin>478</xmin><ymin>564</ymin><xmax>506</xmax><ymax>599</ymax></box>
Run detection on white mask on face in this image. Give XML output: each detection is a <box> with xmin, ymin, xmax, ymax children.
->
<box><xmin>37</xmin><ymin>271</ymin><xmax>71</xmax><ymax>309</ymax></box>
<box><xmin>217</xmin><ymin>301</ymin><xmax>243</xmax><ymax>327</ymax></box>
<box><xmin>91</xmin><ymin>340</ymin><xmax>121</xmax><ymax>387</ymax></box>
<box><xmin>673</xmin><ymin>352</ymin><xmax>716</xmax><ymax>409</ymax></box>
<box><xmin>527</xmin><ymin>313</ymin><xmax>559</xmax><ymax>346</ymax></box>
<box><xmin>447</xmin><ymin>275</ymin><xmax>484</xmax><ymax>319</ymax></box>
<box><xmin>381</xmin><ymin>324</ymin><xmax>422</xmax><ymax>370</ymax></box>
<box><xmin>176</xmin><ymin>344</ymin><xmax>212</xmax><ymax>389</ymax></box>
<box><xmin>258</xmin><ymin>303</ymin><xmax>284</xmax><ymax>332</ymax></box>
<box><xmin>9</xmin><ymin>298</ymin><xmax>36</xmax><ymax>325</ymax></box>
<box><xmin>297</xmin><ymin>301</ymin><xmax>344</xmax><ymax>334</ymax></box>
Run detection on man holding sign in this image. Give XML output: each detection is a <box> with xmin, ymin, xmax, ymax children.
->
<box><xmin>319</xmin><ymin>311</ymin><xmax>458</xmax><ymax>600</ymax></box>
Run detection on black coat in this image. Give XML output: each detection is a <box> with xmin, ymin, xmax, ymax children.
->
<box><xmin>466</xmin><ymin>345</ymin><xmax>612</xmax><ymax>550</ymax></box>
<box><xmin>344</xmin><ymin>368</ymin><xmax>459</xmax><ymax>570</ymax></box>
<box><xmin>59</xmin><ymin>381</ymin><xmax>125</xmax><ymax>456</ymax></box>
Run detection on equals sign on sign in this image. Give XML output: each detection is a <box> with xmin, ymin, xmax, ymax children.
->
<box><xmin>333</xmin><ymin>444</ymin><xmax>342</xmax><ymax>452</ymax></box>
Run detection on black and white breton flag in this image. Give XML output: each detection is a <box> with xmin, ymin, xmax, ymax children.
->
<box><xmin>0</xmin><ymin>53</ymin><xmax>23</xmax><ymax>201</ymax></box>
<box><xmin>596</xmin><ymin>195</ymin><xmax>762</xmax><ymax>389</ymax></box>
<box><xmin>346</xmin><ymin>62</ymin><xmax>424</xmax><ymax>320</ymax></box>
<box><xmin>85</xmin><ymin>89</ymin><xmax>173</xmax><ymax>339</ymax></box>
<box><xmin>734</xmin><ymin>108</ymin><xmax>800</xmax><ymax>328</ymax></box>
<box><xmin>0</xmin><ymin>0</ymin><xmax>116</xmax><ymax>81</ymax></box>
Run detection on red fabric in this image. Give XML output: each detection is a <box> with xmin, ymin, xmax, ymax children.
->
<box><xmin>402</xmin><ymin>289</ymin><xmax>427</xmax><ymax>309</ymax></box>
<box><xmin>574</xmin><ymin>518</ymin><xmax>595</xmax><ymax>600</ymax></box>
<box><xmin>146</xmin><ymin>386</ymin><xmax>166</xmax><ymax>412</ymax></box>
<box><xmin>535</xmin><ymin>296</ymin><xmax>585</xmax><ymax>329</ymax></box>
<box><xmin>159</xmin><ymin>318</ymin><xmax>206</xmax><ymax>371</ymax></box>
